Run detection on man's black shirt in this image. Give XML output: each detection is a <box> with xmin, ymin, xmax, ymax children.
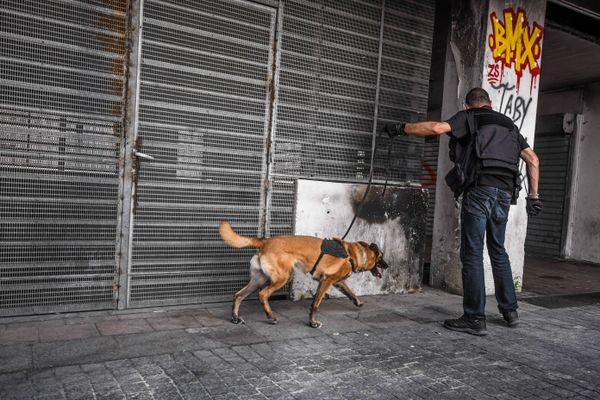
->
<box><xmin>445</xmin><ymin>106</ymin><xmax>530</xmax><ymax>193</ymax></box>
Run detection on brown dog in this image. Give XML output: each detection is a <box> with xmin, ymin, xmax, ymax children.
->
<box><xmin>219</xmin><ymin>221</ymin><xmax>389</xmax><ymax>328</ymax></box>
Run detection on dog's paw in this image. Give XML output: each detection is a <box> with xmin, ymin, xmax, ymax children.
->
<box><xmin>267</xmin><ymin>317</ymin><xmax>278</xmax><ymax>325</ymax></box>
<box><xmin>231</xmin><ymin>316</ymin><xmax>245</xmax><ymax>325</ymax></box>
<box><xmin>309</xmin><ymin>320</ymin><xmax>322</xmax><ymax>329</ymax></box>
<box><xmin>354</xmin><ymin>300</ymin><xmax>364</xmax><ymax>308</ymax></box>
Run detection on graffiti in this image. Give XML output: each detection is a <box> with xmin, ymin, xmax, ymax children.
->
<box><xmin>420</xmin><ymin>160</ymin><xmax>436</xmax><ymax>189</ymax></box>
<box><xmin>487</xmin><ymin>8</ymin><xmax>544</xmax><ymax>93</ymax></box>
<box><xmin>487</xmin><ymin>62</ymin><xmax>501</xmax><ymax>85</ymax></box>
<box><xmin>492</xmin><ymin>82</ymin><xmax>532</xmax><ymax>130</ymax></box>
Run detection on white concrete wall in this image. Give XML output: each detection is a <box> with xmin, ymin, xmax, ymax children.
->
<box><xmin>480</xmin><ymin>0</ymin><xmax>546</xmax><ymax>293</ymax></box>
<box><xmin>292</xmin><ymin>180</ymin><xmax>427</xmax><ymax>300</ymax></box>
<box><xmin>564</xmin><ymin>83</ymin><xmax>600</xmax><ymax>264</ymax></box>
<box><xmin>430</xmin><ymin>1</ymin><xmax>489</xmax><ymax>294</ymax></box>
<box><xmin>431</xmin><ymin>0</ymin><xmax>547</xmax><ymax>295</ymax></box>
<box><xmin>429</xmin><ymin>51</ymin><xmax>465</xmax><ymax>294</ymax></box>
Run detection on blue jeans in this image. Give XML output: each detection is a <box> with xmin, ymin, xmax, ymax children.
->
<box><xmin>460</xmin><ymin>185</ymin><xmax>518</xmax><ymax>319</ymax></box>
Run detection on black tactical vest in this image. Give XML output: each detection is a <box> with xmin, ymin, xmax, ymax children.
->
<box><xmin>446</xmin><ymin>108</ymin><xmax>520</xmax><ymax>198</ymax></box>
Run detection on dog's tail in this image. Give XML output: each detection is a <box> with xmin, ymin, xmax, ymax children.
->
<box><xmin>219</xmin><ymin>221</ymin><xmax>265</xmax><ymax>249</ymax></box>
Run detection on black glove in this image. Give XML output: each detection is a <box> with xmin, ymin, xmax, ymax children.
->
<box><xmin>382</xmin><ymin>122</ymin><xmax>407</xmax><ymax>138</ymax></box>
<box><xmin>526</xmin><ymin>196</ymin><xmax>543</xmax><ymax>216</ymax></box>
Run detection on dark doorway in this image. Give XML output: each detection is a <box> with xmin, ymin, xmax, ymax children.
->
<box><xmin>523</xmin><ymin>2</ymin><xmax>600</xmax><ymax>298</ymax></box>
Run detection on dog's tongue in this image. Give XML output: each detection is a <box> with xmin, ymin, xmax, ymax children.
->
<box><xmin>372</xmin><ymin>266</ymin><xmax>382</xmax><ymax>279</ymax></box>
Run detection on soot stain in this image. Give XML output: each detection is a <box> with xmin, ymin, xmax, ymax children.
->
<box><xmin>351</xmin><ymin>186</ymin><xmax>429</xmax><ymax>252</ymax></box>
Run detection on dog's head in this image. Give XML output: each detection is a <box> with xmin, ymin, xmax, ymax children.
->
<box><xmin>364</xmin><ymin>242</ymin><xmax>389</xmax><ymax>279</ymax></box>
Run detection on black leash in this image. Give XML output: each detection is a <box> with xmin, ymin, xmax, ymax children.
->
<box><xmin>310</xmin><ymin>129</ymin><xmax>395</xmax><ymax>275</ymax></box>
<box><xmin>381</xmin><ymin>135</ymin><xmax>394</xmax><ymax>198</ymax></box>
<box><xmin>341</xmin><ymin>128</ymin><xmax>393</xmax><ymax>240</ymax></box>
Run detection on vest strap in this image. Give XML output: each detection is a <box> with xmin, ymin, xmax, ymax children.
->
<box><xmin>310</xmin><ymin>239</ymin><xmax>349</xmax><ymax>275</ymax></box>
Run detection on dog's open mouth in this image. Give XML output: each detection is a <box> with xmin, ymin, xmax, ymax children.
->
<box><xmin>370</xmin><ymin>265</ymin><xmax>383</xmax><ymax>279</ymax></box>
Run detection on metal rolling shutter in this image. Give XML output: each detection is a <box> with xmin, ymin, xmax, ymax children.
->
<box><xmin>525</xmin><ymin>114</ymin><xmax>571</xmax><ymax>257</ymax></box>
<box><xmin>128</xmin><ymin>0</ymin><xmax>277</xmax><ymax>306</ymax></box>
<box><xmin>0</xmin><ymin>0</ymin><xmax>436</xmax><ymax>313</ymax></box>
<box><xmin>376</xmin><ymin>0</ymin><xmax>435</xmax><ymax>180</ymax></box>
<box><xmin>268</xmin><ymin>0</ymin><xmax>435</xmax><ymax>236</ymax></box>
<box><xmin>423</xmin><ymin>136</ymin><xmax>439</xmax><ymax>240</ymax></box>
<box><xmin>0</xmin><ymin>0</ymin><xmax>128</xmax><ymax>315</ymax></box>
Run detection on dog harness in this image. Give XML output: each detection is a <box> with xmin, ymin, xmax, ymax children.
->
<box><xmin>309</xmin><ymin>239</ymin><xmax>356</xmax><ymax>276</ymax></box>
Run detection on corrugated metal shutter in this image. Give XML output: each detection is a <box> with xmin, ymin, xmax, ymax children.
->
<box><xmin>268</xmin><ymin>0</ymin><xmax>435</xmax><ymax>236</ymax></box>
<box><xmin>376</xmin><ymin>0</ymin><xmax>435</xmax><ymax>180</ymax></box>
<box><xmin>525</xmin><ymin>114</ymin><xmax>571</xmax><ymax>257</ymax></box>
<box><xmin>0</xmin><ymin>0</ymin><xmax>128</xmax><ymax>315</ymax></box>
<box><xmin>1</xmin><ymin>0</ymin><xmax>436</xmax><ymax>314</ymax></box>
<box><xmin>128</xmin><ymin>0</ymin><xmax>277</xmax><ymax>306</ymax></box>
<box><xmin>423</xmin><ymin>136</ymin><xmax>439</xmax><ymax>240</ymax></box>
<box><xmin>126</xmin><ymin>0</ymin><xmax>435</xmax><ymax>307</ymax></box>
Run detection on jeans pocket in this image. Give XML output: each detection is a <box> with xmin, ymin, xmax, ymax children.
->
<box><xmin>492</xmin><ymin>196</ymin><xmax>510</xmax><ymax>223</ymax></box>
<box><xmin>463</xmin><ymin>189</ymin><xmax>489</xmax><ymax>218</ymax></box>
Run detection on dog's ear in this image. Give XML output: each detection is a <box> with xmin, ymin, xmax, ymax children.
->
<box><xmin>369</xmin><ymin>243</ymin><xmax>379</xmax><ymax>254</ymax></box>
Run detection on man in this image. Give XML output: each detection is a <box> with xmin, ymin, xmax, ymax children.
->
<box><xmin>384</xmin><ymin>87</ymin><xmax>542</xmax><ymax>336</ymax></box>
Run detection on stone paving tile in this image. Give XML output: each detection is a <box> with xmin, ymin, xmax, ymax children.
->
<box><xmin>1</xmin><ymin>291</ymin><xmax>600</xmax><ymax>399</ymax></box>
<box><xmin>112</xmin><ymin>330</ymin><xmax>202</xmax><ymax>357</ymax></box>
<box><xmin>0</xmin><ymin>344</ymin><xmax>32</xmax><ymax>373</ymax></box>
<box><xmin>117</xmin><ymin>311</ymin><xmax>166</xmax><ymax>320</ymax></box>
<box><xmin>247</xmin><ymin>317</ymin><xmax>324</xmax><ymax>341</ymax></box>
<box><xmin>0</xmin><ymin>324</ymin><xmax>40</xmax><ymax>343</ymax></box>
<box><xmin>207</xmin><ymin>301</ymin><xmax>293</xmax><ymax>325</ymax></box>
<box><xmin>38</xmin><ymin>323</ymin><xmax>99</xmax><ymax>343</ymax></box>
<box><xmin>190</xmin><ymin>310</ymin><xmax>230</xmax><ymax>327</ymax></box>
<box><xmin>33</xmin><ymin>337</ymin><xmax>119</xmax><ymax>369</ymax></box>
<box><xmin>96</xmin><ymin>318</ymin><xmax>155</xmax><ymax>336</ymax></box>
<box><xmin>146</xmin><ymin>315</ymin><xmax>203</xmax><ymax>331</ymax></box>
<box><xmin>201</xmin><ymin>323</ymin><xmax>269</xmax><ymax>347</ymax></box>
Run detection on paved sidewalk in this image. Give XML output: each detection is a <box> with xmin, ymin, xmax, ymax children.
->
<box><xmin>1</xmin><ymin>288</ymin><xmax>599</xmax><ymax>399</ymax></box>
<box><xmin>523</xmin><ymin>255</ymin><xmax>600</xmax><ymax>296</ymax></box>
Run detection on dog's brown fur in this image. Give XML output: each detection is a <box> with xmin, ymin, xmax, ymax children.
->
<box><xmin>219</xmin><ymin>221</ymin><xmax>387</xmax><ymax>328</ymax></box>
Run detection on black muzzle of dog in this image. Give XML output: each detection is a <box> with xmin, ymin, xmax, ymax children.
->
<box><xmin>369</xmin><ymin>243</ymin><xmax>389</xmax><ymax>279</ymax></box>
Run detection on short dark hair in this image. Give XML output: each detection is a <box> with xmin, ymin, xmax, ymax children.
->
<box><xmin>465</xmin><ymin>88</ymin><xmax>491</xmax><ymax>106</ymax></box>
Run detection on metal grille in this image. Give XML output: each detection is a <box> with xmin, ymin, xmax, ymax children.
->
<box><xmin>129</xmin><ymin>0</ymin><xmax>277</xmax><ymax>306</ymax></box>
<box><xmin>1</xmin><ymin>0</ymin><xmax>436</xmax><ymax>313</ymax></box>
<box><xmin>525</xmin><ymin>115</ymin><xmax>571</xmax><ymax>257</ymax></box>
<box><xmin>0</xmin><ymin>0</ymin><xmax>128</xmax><ymax>315</ymax></box>
<box><xmin>423</xmin><ymin>135</ymin><xmax>439</xmax><ymax>240</ymax></box>
<box><xmin>268</xmin><ymin>0</ymin><xmax>435</xmax><ymax>235</ymax></box>
<box><xmin>375</xmin><ymin>0</ymin><xmax>434</xmax><ymax>181</ymax></box>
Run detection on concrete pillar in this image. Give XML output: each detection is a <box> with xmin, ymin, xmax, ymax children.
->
<box><xmin>430</xmin><ymin>0</ymin><xmax>547</xmax><ymax>296</ymax></box>
<box><xmin>430</xmin><ymin>0</ymin><xmax>490</xmax><ymax>294</ymax></box>
<box><xmin>564</xmin><ymin>83</ymin><xmax>600</xmax><ymax>264</ymax></box>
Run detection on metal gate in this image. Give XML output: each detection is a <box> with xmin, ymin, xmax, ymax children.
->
<box><xmin>123</xmin><ymin>0</ymin><xmax>278</xmax><ymax>307</ymax></box>
<box><xmin>267</xmin><ymin>0</ymin><xmax>435</xmax><ymax>237</ymax></box>
<box><xmin>0</xmin><ymin>0</ymin><xmax>128</xmax><ymax>315</ymax></box>
<box><xmin>122</xmin><ymin>0</ymin><xmax>435</xmax><ymax>307</ymax></box>
<box><xmin>1</xmin><ymin>0</ymin><xmax>435</xmax><ymax>314</ymax></box>
<box><xmin>525</xmin><ymin>114</ymin><xmax>572</xmax><ymax>257</ymax></box>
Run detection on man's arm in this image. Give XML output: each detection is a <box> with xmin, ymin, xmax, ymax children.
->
<box><xmin>404</xmin><ymin>121</ymin><xmax>452</xmax><ymax>136</ymax></box>
<box><xmin>384</xmin><ymin>121</ymin><xmax>452</xmax><ymax>137</ymax></box>
<box><xmin>520</xmin><ymin>147</ymin><xmax>539</xmax><ymax>195</ymax></box>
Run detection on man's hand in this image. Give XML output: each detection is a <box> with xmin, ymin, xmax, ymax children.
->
<box><xmin>526</xmin><ymin>196</ymin><xmax>543</xmax><ymax>217</ymax></box>
<box><xmin>382</xmin><ymin>123</ymin><xmax>407</xmax><ymax>138</ymax></box>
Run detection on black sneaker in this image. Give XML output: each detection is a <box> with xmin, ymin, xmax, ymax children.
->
<box><xmin>502</xmin><ymin>310</ymin><xmax>520</xmax><ymax>327</ymax></box>
<box><xmin>443</xmin><ymin>315</ymin><xmax>487</xmax><ymax>336</ymax></box>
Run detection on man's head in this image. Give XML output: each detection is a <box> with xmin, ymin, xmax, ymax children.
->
<box><xmin>465</xmin><ymin>88</ymin><xmax>491</xmax><ymax>109</ymax></box>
